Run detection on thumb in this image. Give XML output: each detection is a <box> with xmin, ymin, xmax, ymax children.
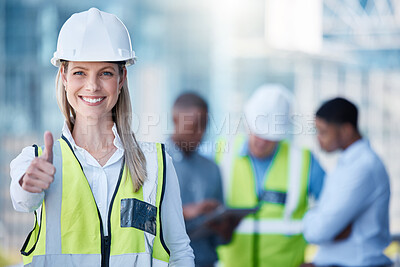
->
<box><xmin>41</xmin><ymin>131</ymin><xmax>54</xmax><ymax>163</ymax></box>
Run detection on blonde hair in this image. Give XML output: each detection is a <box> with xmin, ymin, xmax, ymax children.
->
<box><xmin>56</xmin><ymin>61</ymin><xmax>147</xmax><ymax>191</ymax></box>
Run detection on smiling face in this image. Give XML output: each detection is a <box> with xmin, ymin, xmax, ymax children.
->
<box><xmin>61</xmin><ymin>61</ymin><xmax>126</xmax><ymax>120</ymax></box>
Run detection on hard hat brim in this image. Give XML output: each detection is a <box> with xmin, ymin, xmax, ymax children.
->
<box><xmin>51</xmin><ymin>56</ymin><xmax>137</xmax><ymax>67</ymax></box>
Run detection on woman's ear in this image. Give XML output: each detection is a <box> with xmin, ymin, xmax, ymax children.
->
<box><xmin>60</xmin><ymin>64</ymin><xmax>68</xmax><ymax>88</ymax></box>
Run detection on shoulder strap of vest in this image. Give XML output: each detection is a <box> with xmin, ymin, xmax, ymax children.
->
<box><xmin>158</xmin><ymin>143</ymin><xmax>170</xmax><ymax>255</ymax></box>
<box><xmin>20</xmin><ymin>144</ymin><xmax>43</xmax><ymax>257</ymax></box>
<box><xmin>283</xmin><ymin>143</ymin><xmax>311</xmax><ymax>220</ymax></box>
<box><xmin>20</xmin><ymin>209</ymin><xmax>42</xmax><ymax>256</ymax></box>
<box><xmin>60</xmin><ymin>135</ymin><xmax>84</xmax><ymax>171</ymax></box>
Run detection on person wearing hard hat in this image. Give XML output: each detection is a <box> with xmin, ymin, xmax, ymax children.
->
<box><xmin>9</xmin><ymin>8</ymin><xmax>194</xmax><ymax>267</ymax></box>
<box><xmin>215</xmin><ymin>84</ymin><xmax>325</xmax><ymax>267</ymax></box>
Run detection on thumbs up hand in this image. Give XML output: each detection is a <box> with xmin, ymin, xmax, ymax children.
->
<box><xmin>20</xmin><ymin>131</ymin><xmax>56</xmax><ymax>193</ymax></box>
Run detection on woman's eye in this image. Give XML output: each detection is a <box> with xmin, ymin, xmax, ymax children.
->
<box><xmin>73</xmin><ymin>71</ymin><xmax>84</xmax><ymax>76</ymax></box>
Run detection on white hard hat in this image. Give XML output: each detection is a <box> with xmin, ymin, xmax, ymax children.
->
<box><xmin>51</xmin><ymin>7</ymin><xmax>136</xmax><ymax>67</ymax></box>
<box><xmin>244</xmin><ymin>84</ymin><xmax>294</xmax><ymax>141</ymax></box>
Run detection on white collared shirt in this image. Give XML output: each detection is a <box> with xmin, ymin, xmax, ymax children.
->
<box><xmin>10</xmin><ymin>122</ymin><xmax>194</xmax><ymax>266</ymax></box>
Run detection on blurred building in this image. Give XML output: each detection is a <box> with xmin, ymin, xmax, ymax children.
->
<box><xmin>0</xmin><ymin>1</ymin><xmax>48</xmax><ymax>258</ymax></box>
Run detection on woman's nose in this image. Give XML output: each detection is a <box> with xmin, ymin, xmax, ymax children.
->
<box><xmin>86</xmin><ymin>75</ymin><xmax>100</xmax><ymax>92</ymax></box>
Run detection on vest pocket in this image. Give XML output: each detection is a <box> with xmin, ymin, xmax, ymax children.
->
<box><xmin>120</xmin><ymin>198</ymin><xmax>157</xmax><ymax>236</ymax></box>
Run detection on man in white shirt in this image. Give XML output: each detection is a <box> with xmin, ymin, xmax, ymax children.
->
<box><xmin>303</xmin><ymin>97</ymin><xmax>392</xmax><ymax>267</ymax></box>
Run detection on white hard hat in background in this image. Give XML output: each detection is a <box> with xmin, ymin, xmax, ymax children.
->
<box><xmin>51</xmin><ymin>7</ymin><xmax>136</xmax><ymax>67</ymax></box>
<box><xmin>244</xmin><ymin>84</ymin><xmax>294</xmax><ymax>141</ymax></box>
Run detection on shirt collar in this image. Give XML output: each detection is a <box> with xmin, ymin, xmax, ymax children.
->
<box><xmin>62</xmin><ymin>121</ymin><xmax>124</xmax><ymax>151</ymax></box>
<box><xmin>338</xmin><ymin>138</ymin><xmax>369</xmax><ymax>164</ymax></box>
<box><xmin>111</xmin><ymin>124</ymin><xmax>124</xmax><ymax>150</ymax></box>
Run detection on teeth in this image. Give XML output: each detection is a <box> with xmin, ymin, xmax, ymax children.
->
<box><xmin>82</xmin><ymin>97</ymin><xmax>104</xmax><ymax>103</ymax></box>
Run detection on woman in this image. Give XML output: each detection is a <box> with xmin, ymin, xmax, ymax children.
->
<box><xmin>10</xmin><ymin>7</ymin><xmax>194</xmax><ymax>267</ymax></box>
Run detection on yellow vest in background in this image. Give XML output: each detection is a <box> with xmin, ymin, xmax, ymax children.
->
<box><xmin>217</xmin><ymin>136</ymin><xmax>311</xmax><ymax>267</ymax></box>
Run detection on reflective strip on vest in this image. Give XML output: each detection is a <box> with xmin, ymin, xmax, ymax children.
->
<box><xmin>111</xmin><ymin>255</ymin><xmax>168</xmax><ymax>266</ymax></box>
<box><xmin>284</xmin><ymin>145</ymin><xmax>303</xmax><ymax>220</ymax></box>
<box><xmin>26</xmin><ymin>254</ymin><xmax>168</xmax><ymax>267</ymax></box>
<box><xmin>45</xmin><ymin>141</ymin><xmax>63</xmax><ymax>255</ymax></box>
<box><xmin>235</xmin><ymin>218</ymin><xmax>303</xmax><ymax>235</ymax></box>
<box><xmin>31</xmin><ymin>254</ymin><xmax>100</xmax><ymax>266</ymax></box>
<box><xmin>21</xmin><ymin>138</ymin><xmax>169</xmax><ymax>266</ymax></box>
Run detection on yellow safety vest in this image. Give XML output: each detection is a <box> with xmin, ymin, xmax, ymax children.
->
<box><xmin>216</xmin><ymin>136</ymin><xmax>311</xmax><ymax>267</ymax></box>
<box><xmin>21</xmin><ymin>136</ymin><xmax>170</xmax><ymax>267</ymax></box>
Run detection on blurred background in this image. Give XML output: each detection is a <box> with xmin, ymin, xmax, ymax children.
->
<box><xmin>1</xmin><ymin>0</ymin><xmax>400</xmax><ymax>265</ymax></box>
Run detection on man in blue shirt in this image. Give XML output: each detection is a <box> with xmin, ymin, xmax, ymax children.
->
<box><xmin>166</xmin><ymin>92</ymin><xmax>224</xmax><ymax>267</ymax></box>
<box><xmin>303</xmin><ymin>97</ymin><xmax>392</xmax><ymax>267</ymax></box>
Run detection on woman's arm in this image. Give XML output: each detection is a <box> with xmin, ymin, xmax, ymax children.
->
<box><xmin>161</xmin><ymin>154</ymin><xmax>195</xmax><ymax>266</ymax></box>
<box><xmin>10</xmin><ymin>146</ymin><xmax>45</xmax><ymax>212</ymax></box>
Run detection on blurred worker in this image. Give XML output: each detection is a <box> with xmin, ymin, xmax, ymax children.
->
<box><xmin>165</xmin><ymin>92</ymin><xmax>224</xmax><ymax>267</ymax></box>
<box><xmin>303</xmin><ymin>97</ymin><xmax>392</xmax><ymax>267</ymax></box>
<box><xmin>10</xmin><ymin>8</ymin><xmax>194</xmax><ymax>266</ymax></box>
<box><xmin>216</xmin><ymin>84</ymin><xmax>325</xmax><ymax>267</ymax></box>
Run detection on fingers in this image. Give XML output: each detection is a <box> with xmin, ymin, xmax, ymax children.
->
<box><xmin>20</xmin><ymin>171</ymin><xmax>54</xmax><ymax>193</ymax></box>
<box><xmin>23</xmin><ymin>173</ymin><xmax>53</xmax><ymax>189</ymax></box>
<box><xmin>41</xmin><ymin>131</ymin><xmax>54</xmax><ymax>163</ymax></box>
<box><xmin>183</xmin><ymin>203</ymin><xmax>202</xmax><ymax>220</ymax></box>
<box><xmin>30</xmin><ymin>157</ymin><xmax>56</xmax><ymax>176</ymax></box>
<box><xmin>26</xmin><ymin>162</ymin><xmax>55</xmax><ymax>184</ymax></box>
<box><xmin>20</xmin><ymin>156</ymin><xmax>56</xmax><ymax>194</ymax></box>
<box><xmin>21</xmin><ymin>182</ymin><xmax>45</xmax><ymax>194</ymax></box>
